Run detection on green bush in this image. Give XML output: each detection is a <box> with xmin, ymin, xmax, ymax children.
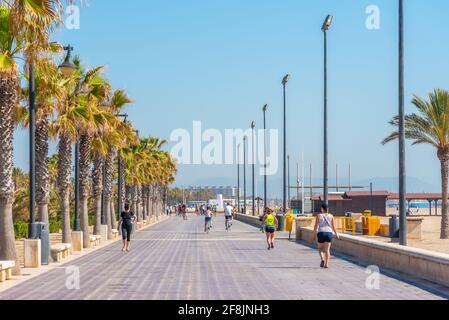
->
<box><xmin>13</xmin><ymin>214</ymin><xmax>96</xmax><ymax>239</ymax></box>
<box><xmin>49</xmin><ymin>218</ymin><xmax>62</xmax><ymax>234</ymax></box>
<box><xmin>14</xmin><ymin>221</ymin><xmax>28</xmax><ymax>240</ymax></box>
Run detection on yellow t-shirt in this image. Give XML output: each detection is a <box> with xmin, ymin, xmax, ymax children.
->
<box><xmin>264</xmin><ymin>214</ymin><xmax>275</xmax><ymax>227</ymax></box>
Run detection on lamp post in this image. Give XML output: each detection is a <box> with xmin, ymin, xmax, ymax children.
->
<box><xmin>322</xmin><ymin>15</ymin><xmax>333</xmax><ymax>207</ymax></box>
<box><xmin>263</xmin><ymin>104</ymin><xmax>268</xmax><ymax>210</ymax></box>
<box><xmin>237</xmin><ymin>143</ymin><xmax>241</xmax><ymax>213</ymax></box>
<box><xmin>282</xmin><ymin>74</ymin><xmax>290</xmax><ymax>214</ymax></box>
<box><xmin>398</xmin><ymin>0</ymin><xmax>407</xmax><ymax>246</ymax></box>
<box><xmin>58</xmin><ymin>45</ymin><xmax>78</xmax><ymax>231</ymax></box>
<box><xmin>288</xmin><ymin>155</ymin><xmax>291</xmax><ymax>209</ymax></box>
<box><xmin>74</xmin><ymin>140</ymin><xmax>80</xmax><ymax>231</ymax></box>
<box><xmin>251</xmin><ymin>121</ymin><xmax>256</xmax><ymax>216</ymax></box>
<box><xmin>116</xmin><ymin>114</ymin><xmax>128</xmax><ymax>216</ymax></box>
<box><xmin>28</xmin><ymin>60</ymin><xmax>37</xmax><ymax>238</ymax></box>
<box><xmin>243</xmin><ymin>136</ymin><xmax>247</xmax><ymax>214</ymax></box>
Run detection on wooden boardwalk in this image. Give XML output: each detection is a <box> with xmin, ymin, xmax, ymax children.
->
<box><xmin>0</xmin><ymin>215</ymin><xmax>446</xmax><ymax>300</ymax></box>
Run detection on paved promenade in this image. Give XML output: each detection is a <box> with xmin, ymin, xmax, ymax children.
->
<box><xmin>0</xmin><ymin>215</ymin><xmax>446</xmax><ymax>300</ymax></box>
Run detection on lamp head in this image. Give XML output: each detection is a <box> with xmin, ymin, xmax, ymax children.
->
<box><xmin>322</xmin><ymin>15</ymin><xmax>333</xmax><ymax>32</ymax></box>
<box><xmin>282</xmin><ymin>74</ymin><xmax>290</xmax><ymax>85</ymax></box>
<box><xmin>251</xmin><ymin>121</ymin><xmax>255</xmax><ymax>129</ymax></box>
<box><xmin>263</xmin><ymin>104</ymin><xmax>268</xmax><ymax>112</ymax></box>
<box><xmin>58</xmin><ymin>45</ymin><xmax>76</xmax><ymax>77</ymax></box>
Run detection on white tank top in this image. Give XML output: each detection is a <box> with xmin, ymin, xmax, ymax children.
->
<box><xmin>318</xmin><ymin>214</ymin><xmax>334</xmax><ymax>233</ymax></box>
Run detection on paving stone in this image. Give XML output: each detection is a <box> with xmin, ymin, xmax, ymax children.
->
<box><xmin>0</xmin><ymin>215</ymin><xmax>446</xmax><ymax>300</ymax></box>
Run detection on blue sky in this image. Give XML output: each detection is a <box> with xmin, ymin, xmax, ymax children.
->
<box><xmin>13</xmin><ymin>0</ymin><xmax>449</xmax><ymax>194</ymax></box>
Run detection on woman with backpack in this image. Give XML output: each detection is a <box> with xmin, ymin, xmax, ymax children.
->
<box><xmin>313</xmin><ymin>204</ymin><xmax>340</xmax><ymax>268</ymax></box>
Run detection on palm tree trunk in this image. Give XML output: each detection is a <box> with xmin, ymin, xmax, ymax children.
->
<box><xmin>35</xmin><ymin>116</ymin><xmax>50</xmax><ymax>225</ymax></box>
<box><xmin>92</xmin><ymin>155</ymin><xmax>103</xmax><ymax>235</ymax></box>
<box><xmin>110</xmin><ymin>199</ymin><xmax>117</xmax><ymax>229</ymax></box>
<box><xmin>79</xmin><ymin>134</ymin><xmax>91</xmax><ymax>248</ymax></box>
<box><xmin>137</xmin><ymin>184</ymin><xmax>143</xmax><ymax>220</ymax></box>
<box><xmin>105</xmin><ymin>197</ymin><xmax>113</xmax><ymax>239</ymax></box>
<box><xmin>440</xmin><ymin>154</ymin><xmax>449</xmax><ymax>239</ymax></box>
<box><xmin>120</xmin><ymin>161</ymin><xmax>126</xmax><ymax>211</ymax></box>
<box><xmin>130</xmin><ymin>185</ymin><xmax>137</xmax><ymax>220</ymax></box>
<box><xmin>57</xmin><ymin>133</ymin><xmax>72</xmax><ymax>244</ymax></box>
<box><xmin>104</xmin><ymin>149</ymin><xmax>115</xmax><ymax>238</ymax></box>
<box><xmin>147</xmin><ymin>186</ymin><xmax>152</xmax><ymax>218</ymax></box>
<box><xmin>0</xmin><ymin>69</ymin><xmax>19</xmax><ymax>274</ymax></box>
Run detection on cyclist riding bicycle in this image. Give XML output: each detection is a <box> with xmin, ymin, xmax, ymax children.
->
<box><xmin>224</xmin><ymin>202</ymin><xmax>234</xmax><ymax>231</ymax></box>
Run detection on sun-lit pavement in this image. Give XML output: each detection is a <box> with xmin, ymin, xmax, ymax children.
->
<box><xmin>0</xmin><ymin>214</ymin><xmax>446</xmax><ymax>300</ymax></box>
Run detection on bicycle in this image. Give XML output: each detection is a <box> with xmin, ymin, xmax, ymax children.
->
<box><xmin>225</xmin><ymin>216</ymin><xmax>233</xmax><ymax>231</ymax></box>
<box><xmin>205</xmin><ymin>218</ymin><xmax>212</xmax><ymax>234</ymax></box>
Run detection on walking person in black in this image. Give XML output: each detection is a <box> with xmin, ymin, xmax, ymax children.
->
<box><xmin>118</xmin><ymin>203</ymin><xmax>136</xmax><ymax>252</ymax></box>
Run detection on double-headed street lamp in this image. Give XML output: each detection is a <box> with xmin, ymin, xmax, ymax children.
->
<box><xmin>262</xmin><ymin>104</ymin><xmax>268</xmax><ymax>210</ymax></box>
<box><xmin>251</xmin><ymin>121</ymin><xmax>256</xmax><ymax>216</ymax></box>
<box><xmin>282</xmin><ymin>74</ymin><xmax>290</xmax><ymax>214</ymax></box>
<box><xmin>322</xmin><ymin>15</ymin><xmax>333</xmax><ymax>207</ymax></box>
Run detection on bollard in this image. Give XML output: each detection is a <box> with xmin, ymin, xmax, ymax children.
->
<box><xmin>71</xmin><ymin>231</ymin><xmax>84</xmax><ymax>252</ymax></box>
<box><xmin>24</xmin><ymin>239</ymin><xmax>41</xmax><ymax>268</ymax></box>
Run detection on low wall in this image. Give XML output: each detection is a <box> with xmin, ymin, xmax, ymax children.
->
<box><xmin>235</xmin><ymin>213</ymin><xmax>261</xmax><ymax>228</ymax></box>
<box><xmin>297</xmin><ymin>226</ymin><xmax>449</xmax><ymax>287</ymax></box>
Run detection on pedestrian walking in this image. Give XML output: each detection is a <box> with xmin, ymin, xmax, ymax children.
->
<box><xmin>259</xmin><ymin>208</ymin><xmax>267</xmax><ymax>233</ymax></box>
<box><xmin>313</xmin><ymin>204</ymin><xmax>340</xmax><ymax>268</ymax></box>
<box><xmin>263</xmin><ymin>208</ymin><xmax>278</xmax><ymax>250</ymax></box>
<box><xmin>118</xmin><ymin>203</ymin><xmax>136</xmax><ymax>252</ymax></box>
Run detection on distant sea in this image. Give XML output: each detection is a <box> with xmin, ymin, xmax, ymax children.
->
<box><xmin>387</xmin><ymin>201</ymin><xmax>439</xmax><ymax>209</ymax></box>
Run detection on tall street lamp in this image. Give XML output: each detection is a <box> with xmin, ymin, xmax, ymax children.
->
<box><xmin>74</xmin><ymin>139</ymin><xmax>80</xmax><ymax>231</ymax></box>
<box><xmin>282</xmin><ymin>74</ymin><xmax>290</xmax><ymax>214</ymax></box>
<box><xmin>263</xmin><ymin>104</ymin><xmax>268</xmax><ymax>210</ymax></box>
<box><xmin>58</xmin><ymin>45</ymin><xmax>78</xmax><ymax>231</ymax></box>
<box><xmin>237</xmin><ymin>143</ymin><xmax>241</xmax><ymax>213</ymax></box>
<box><xmin>28</xmin><ymin>58</ymin><xmax>37</xmax><ymax>238</ymax></box>
<box><xmin>288</xmin><ymin>155</ymin><xmax>291</xmax><ymax>208</ymax></box>
<box><xmin>398</xmin><ymin>0</ymin><xmax>407</xmax><ymax>246</ymax></box>
<box><xmin>251</xmin><ymin>121</ymin><xmax>256</xmax><ymax>216</ymax></box>
<box><xmin>322</xmin><ymin>15</ymin><xmax>333</xmax><ymax>207</ymax></box>
<box><xmin>243</xmin><ymin>136</ymin><xmax>247</xmax><ymax>214</ymax></box>
<box><xmin>117</xmin><ymin>114</ymin><xmax>128</xmax><ymax>216</ymax></box>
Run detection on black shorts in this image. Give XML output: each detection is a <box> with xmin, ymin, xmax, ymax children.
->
<box><xmin>265</xmin><ymin>226</ymin><xmax>276</xmax><ymax>234</ymax></box>
<box><xmin>122</xmin><ymin>223</ymin><xmax>133</xmax><ymax>242</ymax></box>
<box><xmin>317</xmin><ymin>232</ymin><xmax>333</xmax><ymax>244</ymax></box>
<box><xmin>225</xmin><ymin>216</ymin><xmax>233</xmax><ymax>220</ymax></box>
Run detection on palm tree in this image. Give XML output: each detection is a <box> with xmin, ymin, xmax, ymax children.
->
<box><xmin>16</xmin><ymin>58</ymin><xmax>66</xmax><ymax>226</ymax></box>
<box><xmin>76</xmin><ymin>65</ymin><xmax>109</xmax><ymax>248</ymax></box>
<box><xmin>92</xmin><ymin>89</ymin><xmax>133</xmax><ymax>239</ymax></box>
<box><xmin>0</xmin><ymin>0</ymin><xmax>64</xmax><ymax>275</ymax></box>
<box><xmin>383</xmin><ymin>89</ymin><xmax>449</xmax><ymax>239</ymax></box>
